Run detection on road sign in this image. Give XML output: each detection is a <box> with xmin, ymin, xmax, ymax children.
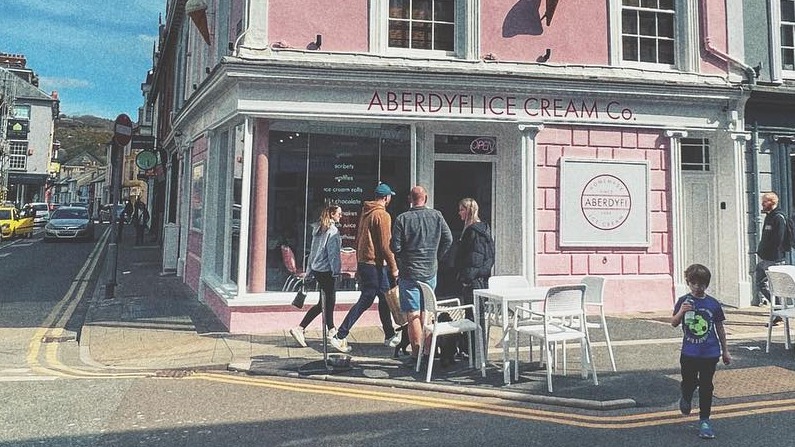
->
<box><xmin>131</xmin><ymin>135</ymin><xmax>156</xmax><ymax>151</ymax></box>
<box><xmin>113</xmin><ymin>114</ymin><xmax>133</xmax><ymax>146</ymax></box>
<box><xmin>135</xmin><ymin>150</ymin><xmax>158</xmax><ymax>170</ymax></box>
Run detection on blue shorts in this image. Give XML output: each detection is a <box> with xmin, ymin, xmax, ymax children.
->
<box><xmin>399</xmin><ymin>276</ymin><xmax>436</xmax><ymax>312</ymax></box>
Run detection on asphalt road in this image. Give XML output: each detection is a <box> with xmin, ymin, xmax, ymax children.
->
<box><xmin>1</xmin><ymin>227</ymin><xmax>793</xmax><ymax>446</ymax></box>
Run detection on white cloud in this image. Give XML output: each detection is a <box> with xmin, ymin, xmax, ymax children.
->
<box><xmin>39</xmin><ymin>77</ymin><xmax>92</xmax><ymax>89</ymax></box>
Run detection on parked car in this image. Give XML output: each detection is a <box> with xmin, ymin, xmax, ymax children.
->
<box><xmin>0</xmin><ymin>205</ymin><xmax>35</xmax><ymax>241</ymax></box>
<box><xmin>23</xmin><ymin>202</ymin><xmax>50</xmax><ymax>226</ymax></box>
<box><xmin>98</xmin><ymin>204</ymin><xmax>127</xmax><ymax>223</ymax></box>
<box><xmin>43</xmin><ymin>206</ymin><xmax>95</xmax><ymax>241</ymax></box>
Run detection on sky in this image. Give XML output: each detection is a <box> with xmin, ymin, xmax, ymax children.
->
<box><xmin>0</xmin><ymin>0</ymin><xmax>164</xmax><ymax>120</ymax></box>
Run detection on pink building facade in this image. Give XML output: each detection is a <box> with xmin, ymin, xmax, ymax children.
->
<box><xmin>149</xmin><ymin>1</ymin><xmax>754</xmax><ymax>334</ymax></box>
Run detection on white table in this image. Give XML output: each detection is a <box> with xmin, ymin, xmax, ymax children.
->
<box><xmin>473</xmin><ymin>286</ymin><xmax>549</xmax><ymax>384</ymax></box>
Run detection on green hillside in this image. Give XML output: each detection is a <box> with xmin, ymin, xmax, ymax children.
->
<box><xmin>54</xmin><ymin>115</ymin><xmax>113</xmax><ymax>164</ymax></box>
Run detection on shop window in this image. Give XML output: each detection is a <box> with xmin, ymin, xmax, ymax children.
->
<box><xmin>191</xmin><ymin>162</ymin><xmax>205</xmax><ymax>230</ymax></box>
<box><xmin>680</xmin><ymin>138</ymin><xmax>710</xmax><ymax>171</ymax></box>
<box><xmin>265</xmin><ymin>124</ymin><xmax>411</xmax><ymax>291</ymax></box>
<box><xmin>621</xmin><ymin>0</ymin><xmax>675</xmax><ymax>65</ymax></box>
<box><xmin>9</xmin><ymin>141</ymin><xmax>27</xmax><ymax>170</ymax></box>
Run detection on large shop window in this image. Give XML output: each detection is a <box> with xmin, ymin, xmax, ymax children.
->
<box><xmin>265</xmin><ymin>124</ymin><xmax>411</xmax><ymax>292</ymax></box>
<box><xmin>621</xmin><ymin>0</ymin><xmax>675</xmax><ymax>65</ymax></box>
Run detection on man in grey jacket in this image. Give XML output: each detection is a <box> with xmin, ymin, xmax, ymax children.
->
<box><xmin>390</xmin><ymin>185</ymin><xmax>453</xmax><ymax>363</ymax></box>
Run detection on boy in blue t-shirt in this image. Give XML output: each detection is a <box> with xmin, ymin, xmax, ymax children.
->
<box><xmin>672</xmin><ymin>263</ymin><xmax>731</xmax><ymax>440</ymax></box>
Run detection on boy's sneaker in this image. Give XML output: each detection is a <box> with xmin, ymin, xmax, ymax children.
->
<box><xmin>327</xmin><ymin>327</ymin><xmax>337</xmax><ymax>340</ymax></box>
<box><xmin>289</xmin><ymin>327</ymin><xmax>307</xmax><ymax>348</ymax></box>
<box><xmin>678</xmin><ymin>396</ymin><xmax>692</xmax><ymax>415</ymax></box>
<box><xmin>385</xmin><ymin>331</ymin><xmax>401</xmax><ymax>347</ymax></box>
<box><xmin>330</xmin><ymin>335</ymin><xmax>352</xmax><ymax>353</ymax></box>
<box><xmin>698</xmin><ymin>420</ymin><xmax>715</xmax><ymax>439</ymax></box>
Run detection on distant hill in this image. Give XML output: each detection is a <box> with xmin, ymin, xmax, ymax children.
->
<box><xmin>54</xmin><ymin>115</ymin><xmax>113</xmax><ymax>164</ymax></box>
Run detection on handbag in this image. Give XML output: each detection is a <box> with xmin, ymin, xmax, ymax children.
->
<box><xmin>291</xmin><ymin>284</ymin><xmax>307</xmax><ymax>309</ymax></box>
<box><xmin>385</xmin><ymin>286</ymin><xmax>406</xmax><ymax>326</ymax></box>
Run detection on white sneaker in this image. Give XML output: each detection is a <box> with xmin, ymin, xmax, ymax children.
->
<box><xmin>289</xmin><ymin>327</ymin><xmax>307</xmax><ymax>347</ymax></box>
<box><xmin>385</xmin><ymin>331</ymin><xmax>402</xmax><ymax>348</ymax></box>
<box><xmin>330</xmin><ymin>335</ymin><xmax>352</xmax><ymax>353</ymax></box>
<box><xmin>327</xmin><ymin>327</ymin><xmax>337</xmax><ymax>340</ymax></box>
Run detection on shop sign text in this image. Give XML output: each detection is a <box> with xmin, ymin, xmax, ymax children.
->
<box><xmin>367</xmin><ymin>91</ymin><xmax>636</xmax><ymax>121</ymax></box>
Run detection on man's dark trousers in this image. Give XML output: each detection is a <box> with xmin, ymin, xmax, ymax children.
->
<box><xmin>336</xmin><ymin>263</ymin><xmax>395</xmax><ymax>340</ymax></box>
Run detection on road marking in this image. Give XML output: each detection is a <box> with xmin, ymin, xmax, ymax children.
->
<box><xmin>26</xmin><ymin>228</ymin><xmax>109</xmax><ymax>374</ymax></box>
<box><xmin>189</xmin><ymin>373</ymin><xmax>795</xmax><ymax>428</ymax></box>
<box><xmin>0</xmin><ymin>253</ymin><xmax>9</xmax><ymax>258</ymax></box>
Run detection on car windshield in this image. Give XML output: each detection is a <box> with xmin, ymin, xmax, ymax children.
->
<box><xmin>52</xmin><ymin>209</ymin><xmax>88</xmax><ymax>220</ymax></box>
<box><xmin>0</xmin><ymin>210</ymin><xmax>11</xmax><ymax>220</ymax></box>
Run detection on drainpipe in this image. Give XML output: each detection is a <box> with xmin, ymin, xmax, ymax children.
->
<box><xmin>699</xmin><ymin>0</ymin><xmax>757</xmax><ymax>85</ymax></box>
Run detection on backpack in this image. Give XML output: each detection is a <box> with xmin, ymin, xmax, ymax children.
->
<box><xmin>781</xmin><ymin>211</ymin><xmax>795</xmax><ymax>252</ymax></box>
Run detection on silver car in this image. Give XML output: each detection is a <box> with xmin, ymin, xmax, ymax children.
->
<box><xmin>44</xmin><ymin>206</ymin><xmax>95</xmax><ymax>241</ymax></box>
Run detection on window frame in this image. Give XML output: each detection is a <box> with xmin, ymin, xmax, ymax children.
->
<box><xmin>609</xmin><ymin>0</ymin><xmax>699</xmax><ymax>72</ymax></box>
<box><xmin>369</xmin><ymin>0</ymin><xmax>479</xmax><ymax>60</ymax></box>
<box><xmin>776</xmin><ymin>0</ymin><xmax>795</xmax><ymax>80</ymax></box>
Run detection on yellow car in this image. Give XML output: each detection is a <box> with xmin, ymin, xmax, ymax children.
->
<box><xmin>0</xmin><ymin>205</ymin><xmax>35</xmax><ymax>241</ymax></box>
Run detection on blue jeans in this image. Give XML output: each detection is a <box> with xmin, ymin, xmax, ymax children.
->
<box><xmin>336</xmin><ymin>263</ymin><xmax>395</xmax><ymax>339</ymax></box>
<box><xmin>399</xmin><ymin>276</ymin><xmax>437</xmax><ymax>312</ymax></box>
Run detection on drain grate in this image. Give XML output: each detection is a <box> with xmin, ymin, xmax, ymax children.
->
<box><xmin>154</xmin><ymin>369</ymin><xmax>195</xmax><ymax>378</ymax></box>
<box><xmin>41</xmin><ymin>335</ymin><xmax>76</xmax><ymax>344</ymax></box>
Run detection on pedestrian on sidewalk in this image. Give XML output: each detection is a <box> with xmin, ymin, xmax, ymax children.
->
<box><xmin>453</xmin><ymin>197</ymin><xmax>495</xmax><ymax>358</ymax></box>
<box><xmin>330</xmin><ymin>183</ymin><xmax>401</xmax><ymax>353</ymax></box>
<box><xmin>755</xmin><ymin>192</ymin><xmax>787</xmax><ymax>325</ymax></box>
<box><xmin>672</xmin><ymin>263</ymin><xmax>731</xmax><ymax>440</ymax></box>
<box><xmin>289</xmin><ymin>204</ymin><xmax>342</xmax><ymax>348</ymax></box>
<box><xmin>391</xmin><ymin>185</ymin><xmax>453</xmax><ymax>364</ymax></box>
<box><xmin>130</xmin><ymin>196</ymin><xmax>150</xmax><ymax>246</ymax></box>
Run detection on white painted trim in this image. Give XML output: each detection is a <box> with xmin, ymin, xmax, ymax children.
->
<box><xmin>730</xmin><ymin>132</ymin><xmax>753</xmax><ymax>307</ymax></box>
<box><xmin>518</xmin><ymin>123</ymin><xmax>543</xmax><ymax>284</ymax></box>
<box><xmin>236</xmin><ymin>117</ymin><xmax>254</xmax><ymax>294</ymax></box>
<box><xmin>665</xmin><ymin>129</ymin><xmax>687</xmax><ymax>293</ymax></box>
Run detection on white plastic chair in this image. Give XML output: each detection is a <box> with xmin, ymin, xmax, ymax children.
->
<box><xmin>567</xmin><ymin>276</ymin><xmax>616</xmax><ymax>372</ymax></box>
<box><xmin>764</xmin><ymin>266</ymin><xmax>795</xmax><ymax>353</ymax></box>
<box><xmin>415</xmin><ymin>281</ymin><xmax>480</xmax><ymax>383</ymax></box>
<box><xmin>512</xmin><ymin>284</ymin><xmax>598</xmax><ymax>393</ymax></box>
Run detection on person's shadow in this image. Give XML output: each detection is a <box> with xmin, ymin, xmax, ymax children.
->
<box><xmin>503</xmin><ymin>0</ymin><xmax>545</xmax><ymax>37</ymax></box>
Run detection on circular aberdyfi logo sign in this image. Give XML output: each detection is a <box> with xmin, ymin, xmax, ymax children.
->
<box><xmin>580</xmin><ymin>174</ymin><xmax>631</xmax><ymax>230</ymax></box>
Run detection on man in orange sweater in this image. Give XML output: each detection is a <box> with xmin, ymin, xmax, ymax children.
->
<box><xmin>330</xmin><ymin>183</ymin><xmax>401</xmax><ymax>353</ymax></box>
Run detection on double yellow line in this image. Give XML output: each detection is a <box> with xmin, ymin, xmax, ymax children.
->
<box><xmin>189</xmin><ymin>372</ymin><xmax>795</xmax><ymax>428</ymax></box>
<box><xmin>26</xmin><ymin>228</ymin><xmax>150</xmax><ymax>380</ymax></box>
<box><xmin>23</xmin><ymin>229</ymin><xmax>795</xmax><ymax>426</ymax></box>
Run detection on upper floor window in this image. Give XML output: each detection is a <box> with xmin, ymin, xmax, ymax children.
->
<box><xmin>621</xmin><ymin>0</ymin><xmax>675</xmax><ymax>65</ymax></box>
<box><xmin>12</xmin><ymin>105</ymin><xmax>31</xmax><ymax>120</ymax></box>
<box><xmin>782</xmin><ymin>0</ymin><xmax>795</xmax><ymax>71</ymax></box>
<box><xmin>388</xmin><ymin>0</ymin><xmax>455</xmax><ymax>51</ymax></box>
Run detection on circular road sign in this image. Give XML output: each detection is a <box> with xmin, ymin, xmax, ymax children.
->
<box><xmin>113</xmin><ymin>114</ymin><xmax>133</xmax><ymax>146</ymax></box>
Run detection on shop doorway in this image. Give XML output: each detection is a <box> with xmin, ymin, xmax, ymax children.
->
<box><xmin>433</xmin><ymin>161</ymin><xmax>493</xmax><ymax>298</ymax></box>
<box><xmin>680</xmin><ymin>138</ymin><xmax>719</xmax><ymax>298</ymax></box>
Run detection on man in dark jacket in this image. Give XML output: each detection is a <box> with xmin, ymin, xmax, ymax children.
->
<box><xmin>755</xmin><ymin>192</ymin><xmax>787</xmax><ymax>313</ymax></box>
<box><xmin>391</xmin><ymin>185</ymin><xmax>453</xmax><ymax>361</ymax></box>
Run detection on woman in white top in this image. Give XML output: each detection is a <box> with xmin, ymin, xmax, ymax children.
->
<box><xmin>290</xmin><ymin>205</ymin><xmax>342</xmax><ymax>347</ymax></box>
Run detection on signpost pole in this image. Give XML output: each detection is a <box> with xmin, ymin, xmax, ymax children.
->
<box><xmin>105</xmin><ymin>114</ymin><xmax>132</xmax><ymax>299</ymax></box>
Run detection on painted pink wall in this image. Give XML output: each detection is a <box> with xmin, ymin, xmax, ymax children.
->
<box><xmin>482</xmin><ymin>0</ymin><xmax>608</xmax><ymax>64</ymax></box>
<box><xmin>268</xmin><ymin>0</ymin><xmax>368</xmax><ymax>51</ymax></box>
<box><xmin>534</xmin><ymin>125</ymin><xmax>674</xmax><ymax>313</ymax></box>
<box><xmin>699</xmin><ymin>0</ymin><xmax>729</xmax><ymax>75</ymax></box>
